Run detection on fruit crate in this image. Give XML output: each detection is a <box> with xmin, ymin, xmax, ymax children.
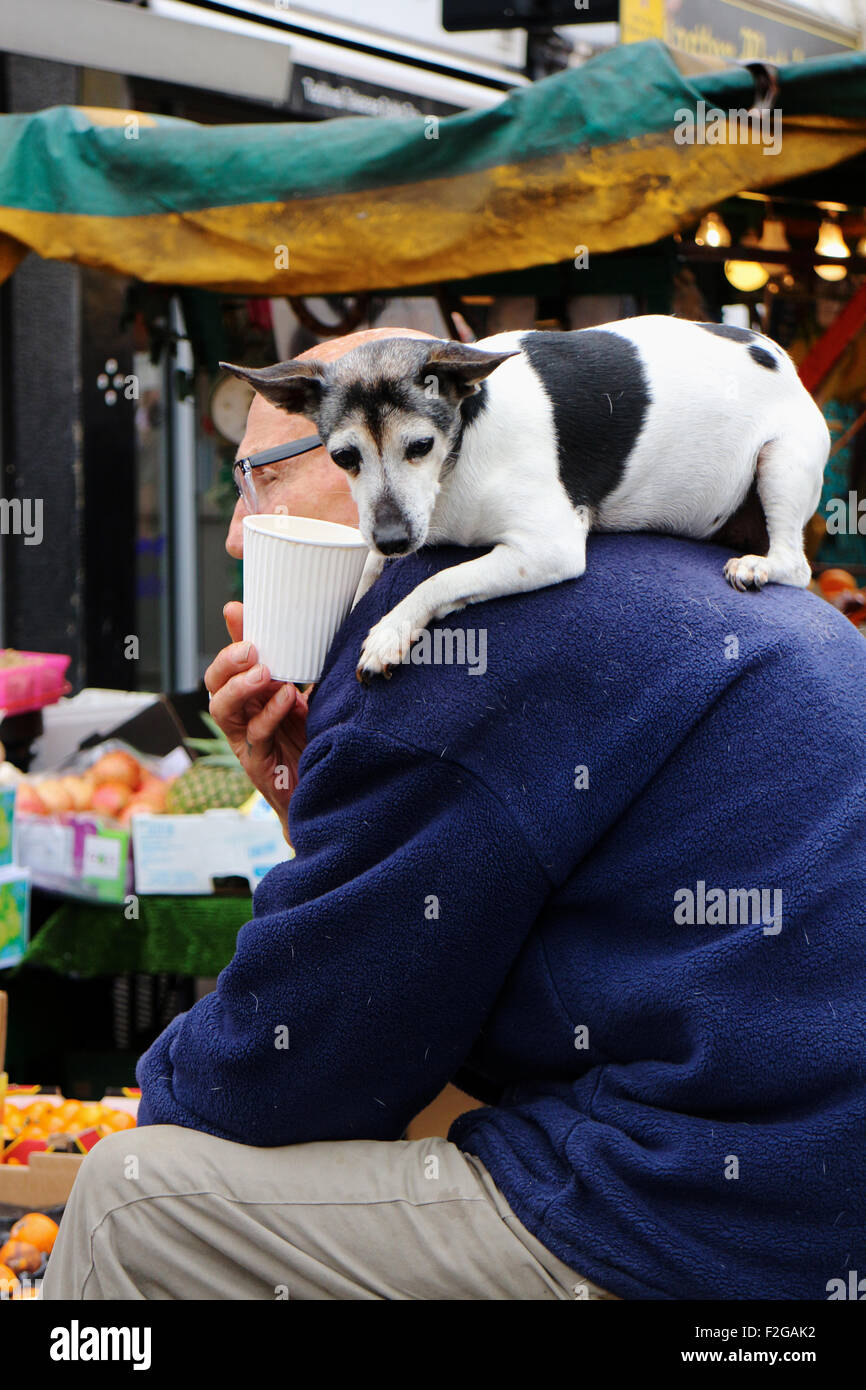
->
<box><xmin>131</xmin><ymin>799</ymin><xmax>292</xmax><ymax>895</ymax></box>
<box><xmin>0</xmin><ymin>653</ymin><xmax>71</xmax><ymax>718</ymax></box>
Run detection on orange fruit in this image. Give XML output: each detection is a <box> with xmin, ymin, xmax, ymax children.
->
<box><xmin>53</xmin><ymin>1100</ymin><xmax>81</xmax><ymax>1124</ymax></box>
<box><xmin>0</xmin><ymin>1263</ymin><xmax>20</xmax><ymax>1294</ymax></box>
<box><xmin>102</xmin><ymin>1111</ymin><xmax>136</xmax><ymax>1132</ymax></box>
<box><xmin>22</xmin><ymin>1101</ymin><xmax>54</xmax><ymax>1123</ymax></box>
<box><xmin>74</xmin><ymin>1104</ymin><xmax>104</xmax><ymax>1129</ymax></box>
<box><xmin>10</xmin><ymin>1214</ymin><xmax>59</xmax><ymax>1255</ymax></box>
<box><xmin>818</xmin><ymin>568</ymin><xmax>857</xmax><ymax>596</ymax></box>
<box><xmin>0</xmin><ymin>1241</ymin><xmax>41</xmax><ymax>1274</ymax></box>
<box><xmin>17</xmin><ymin>1125</ymin><xmax>48</xmax><ymax>1142</ymax></box>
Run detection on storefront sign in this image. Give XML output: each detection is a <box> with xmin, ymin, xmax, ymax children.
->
<box><xmin>289</xmin><ymin>63</ymin><xmax>460</xmax><ymax>119</ymax></box>
<box><xmin>621</xmin><ymin>0</ymin><xmax>857</xmax><ymax>64</ymax></box>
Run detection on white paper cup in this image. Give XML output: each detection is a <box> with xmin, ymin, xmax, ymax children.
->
<box><xmin>242</xmin><ymin>514</ymin><xmax>370</xmax><ymax>683</ymax></box>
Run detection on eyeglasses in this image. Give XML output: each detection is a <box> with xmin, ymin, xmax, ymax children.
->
<box><xmin>232</xmin><ymin>435</ymin><xmax>323</xmax><ymax>514</ymax></box>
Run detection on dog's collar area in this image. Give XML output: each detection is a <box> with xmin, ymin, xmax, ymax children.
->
<box><xmin>443</xmin><ymin>383</ymin><xmax>488</xmax><ymax>476</ymax></box>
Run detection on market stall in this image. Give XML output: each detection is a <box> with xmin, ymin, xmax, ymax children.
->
<box><xmin>4</xmin><ymin>35</ymin><xmax>866</xmax><ymax>1217</ymax></box>
<box><xmin>3</xmin><ymin>41</ymin><xmax>866</xmax><ymax>295</ymax></box>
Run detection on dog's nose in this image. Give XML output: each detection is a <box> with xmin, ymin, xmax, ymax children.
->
<box><xmin>373</xmin><ymin>524</ymin><xmax>411</xmax><ymax>556</ymax></box>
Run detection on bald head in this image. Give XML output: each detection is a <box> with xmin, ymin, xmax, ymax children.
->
<box><xmin>226</xmin><ymin>326</ymin><xmax>433</xmax><ymax>559</ymax></box>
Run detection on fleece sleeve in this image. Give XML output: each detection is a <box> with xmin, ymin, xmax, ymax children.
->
<box><xmin>135</xmin><ymin>724</ymin><xmax>551</xmax><ymax>1145</ymax></box>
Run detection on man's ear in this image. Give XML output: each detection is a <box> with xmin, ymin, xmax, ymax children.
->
<box><xmin>219</xmin><ymin>360</ymin><xmax>326</xmax><ymax>420</ymax></box>
<box><xmin>419</xmin><ymin>341</ymin><xmax>519</xmax><ymax>398</ymax></box>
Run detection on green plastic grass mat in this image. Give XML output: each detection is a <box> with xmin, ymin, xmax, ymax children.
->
<box><xmin>22</xmin><ymin>894</ymin><xmax>252</xmax><ymax>977</ymax></box>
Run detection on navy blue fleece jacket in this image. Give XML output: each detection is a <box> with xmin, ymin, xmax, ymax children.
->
<box><xmin>137</xmin><ymin>534</ymin><xmax>866</xmax><ymax>1300</ymax></box>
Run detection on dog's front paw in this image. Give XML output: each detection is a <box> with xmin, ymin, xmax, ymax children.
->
<box><xmin>356</xmin><ymin>616</ymin><xmax>418</xmax><ymax>683</ymax></box>
<box><xmin>724</xmin><ymin>555</ymin><xmax>770</xmax><ymax>592</ymax></box>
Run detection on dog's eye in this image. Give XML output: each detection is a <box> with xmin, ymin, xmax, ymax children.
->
<box><xmin>330</xmin><ymin>446</ymin><xmax>361</xmax><ymax>473</ymax></box>
<box><xmin>406</xmin><ymin>437</ymin><xmax>434</xmax><ymax>460</ymax></box>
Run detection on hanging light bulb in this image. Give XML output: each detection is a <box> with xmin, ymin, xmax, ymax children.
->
<box><xmin>695</xmin><ymin>211</ymin><xmax>732</xmax><ymax>249</ymax></box>
<box><xmin>815</xmin><ymin>216</ymin><xmax>850</xmax><ymax>282</ymax></box>
<box><xmin>856</xmin><ymin>234</ymin><xmax>866</xmax><ymax>259</ymax></box>
<box><xmin>725</xmin><ymin>230</ymin><xmax>770</xmax><ymax>293</ymax></box>
<box><xmin>757</xmin><ymin>217</ymin><xmax>790</xmax><ymax>275</ymax></box>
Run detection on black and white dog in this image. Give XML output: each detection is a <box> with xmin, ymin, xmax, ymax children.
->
<box><xmin>223</xmin><ymin>316</ymin><xmax>829</xmax><ymax>681</ymax></box>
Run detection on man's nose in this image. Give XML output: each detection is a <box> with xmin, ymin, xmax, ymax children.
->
<box><xmin>372</xmin><ymin>500</ymin><xmax>411</xmax><ymax>556</ymax></box>
<box><xmin>225</xmin><ymin>499</ymin><xmax>247</xmax><ymax>560</ymax></box>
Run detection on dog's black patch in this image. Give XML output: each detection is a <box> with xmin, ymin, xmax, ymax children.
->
<box><xmin>335</xmin><ymin>377</ymin><xmax>418</xmax><ymax>448</ymax></box>
<box><xmin>460</xmin><ymin>383</ymin><xmax>489</xmax><ymax>430</ymax></box>
<box><xmin>520</xmin><ymin>329</ymin><xmax>650</xmax><ymax>510</ymax></box>
<box><xmin>748</xmin><ymin>344</ymin><xmax>779</xmax><ymax>371</ymax></box>
<box><xmin>442</xmin><ymin>382</ymin><xmax>489</xmax><ymax>476</ymax></box>
<box><xmin>696</xmin><ymin>322</ymin><xmax>755</xmax><ymax>344</ymax></box>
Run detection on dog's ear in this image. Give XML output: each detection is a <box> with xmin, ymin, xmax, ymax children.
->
<box><xmin>418</xmin><ymin>341</ymin><xmax>519</xmax><ymax>398</ymax></box>
<box><xmin>219</xmin><ymin>360</ymin><xmax>326</xmax><ymax>420</ymax></box>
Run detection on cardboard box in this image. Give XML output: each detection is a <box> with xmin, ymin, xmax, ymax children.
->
<box><xmin>16</xmin><ymin>737</ymin><xmax>190</xmax><ymax>903</ymax></box>
<box><xmin>15</xmin><ymin>813</ymin><xmax>132</xmax><ymax>904</ymax></box>
<box><xmin>131</xmin><ymin>800</ymin><xmax>292</xmax><ymax>895</ymax></box>
<box><xmin>0</xmin><ymin>1151</ymin><xmax>84</xmax><ymax>1207</ymax></box>
<box><xmin>0</xmin><ymin>1090</ymin><xmax>139</xmax><ymax>1206</ymax></box>
<box><xmin>0</xmin><ymin>787</ymin><xmax>15</xmax><ymax>868</ymax></box>
<box><xmin>0</xmin><ymin>866</ymin><xmax>31</xmax><ymax>968</ymax></box>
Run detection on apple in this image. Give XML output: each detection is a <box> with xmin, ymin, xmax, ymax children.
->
<box><xmin>59</xmin><ymin>775</ymin><xmax>95</xmax><ymax>812</ymax></box>
<box><xmin>91</xmin><ymin>750</ymin><xmax>142</xmax><ymax>791</ymax></box>
<box><xmin>91</xmin><ymin>781</ymin><xmax>132</xmax><ymax>818</ymax></box>
<box><xmin>118</xmin><ymin>794</ymin><xmax>164</xmax><ymax>824</ymax></box>
<box><xmin>15</xmin><ymin>782</ymin><xmax>47</xmax><ymax>816</ymax></box>
<box><xmin>35</xmin><ymin>778</ymin><xmax>74</xmax><ymax>814</ymax></box>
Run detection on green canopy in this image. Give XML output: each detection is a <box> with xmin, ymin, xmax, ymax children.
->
<box><xmin>0</xmin><ymin>40</ymin><xmax>865</xmax><ymax>293</ymax></box>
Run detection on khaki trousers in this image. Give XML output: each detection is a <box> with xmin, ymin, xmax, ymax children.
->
<box><xmin>41</xmin><ymin>1125</ymin><xmax>614</xmax><ymax>1301</ymax></box>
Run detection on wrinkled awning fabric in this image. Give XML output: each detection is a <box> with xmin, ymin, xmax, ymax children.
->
<box><xmin>1</xmin><ymin>39</ymin><xmax>866</xmax><ymax>294</ymax></box>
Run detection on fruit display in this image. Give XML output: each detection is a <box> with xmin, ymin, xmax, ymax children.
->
<box><xmin>815</xmin><ymin>568</ymin><xmax>866</xmax><ymax>629</ymax></box>
<box><xmin>165</xmin><ymin>714</ymin><xmax>251</xmax><ymax>813</ymax></box>
<box><xmin>15</xmin><ymin>748</ymin><xmax>171</xmax><ymax>824</ymax></box>
<box><xmin>0</xmin><ymin>1212</ymin><xmax>59</xmax><ymax>1299</ymax></box>
<box><xmin>1</xmin><ymin>1095</ymin><xmax>137</xmax><ymax>1166</ymax></box>
<box><xmin>16</xmin><ymin>724</ymin><xmax>254</xmax><ymax>823</ymax></box>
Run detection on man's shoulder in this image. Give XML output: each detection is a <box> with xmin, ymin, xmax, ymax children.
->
<box><xmin>309</xmin><ymin>533</ymin><xmax>863</xmax><ymax>757</ymax></box>
<box><xmin>306</xmin><ymin>534</ymin><xmax>864</xmax><ymax>878</ymax></box>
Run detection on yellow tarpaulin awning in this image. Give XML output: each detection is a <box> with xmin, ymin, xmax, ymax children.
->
<box><xmin>1</xmin><ymin>41</ymin><xmax>866</xmax><ymax>294</ymax></box>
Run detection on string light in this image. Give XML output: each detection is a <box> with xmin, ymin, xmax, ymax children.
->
<box><xmin>757</xmin><ymin>217</ymin><xmax>790</xmax><ymax>275</ymax></box>
<box><xmin>725</xmin><ymin>230</ymin><xmax>770</xmax><ymax>292</ymax></box>
<box><xmin>815</xmin><ymin>216</ymin><xmax>850</xmax><ymax>282</ymax></box>
<box><xmin>695</xmin><ymin>211</ymin><xmax>731</xmax><ymax>248</ymax></box>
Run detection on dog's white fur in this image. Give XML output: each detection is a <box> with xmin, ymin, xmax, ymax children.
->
<box><xmin>350</xmin><ymin>317</ymin><xmax>828</xmax><ymax>677</ymax></box>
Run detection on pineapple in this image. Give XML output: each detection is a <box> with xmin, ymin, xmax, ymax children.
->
<box><xmin>166</xmin><ymin>714</ymin><xmax>252</xmax><ymax>814</ymax></box>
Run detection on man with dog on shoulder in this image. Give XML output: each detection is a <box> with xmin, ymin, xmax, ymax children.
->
<box><xmin>44</xmin><ymin>327</ymin><xmax>866</xmax><ymax>1302</ymax></box>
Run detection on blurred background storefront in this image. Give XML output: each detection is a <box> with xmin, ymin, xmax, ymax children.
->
<box><xmin>1</xmin><ymin>0</ymin><xmax>866</xmax><ymax>701</ymax></box>
<box><xmin>0</xmin><ymin>0</ymin><xmax>529</xmax><ymax>696</ymax></box>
